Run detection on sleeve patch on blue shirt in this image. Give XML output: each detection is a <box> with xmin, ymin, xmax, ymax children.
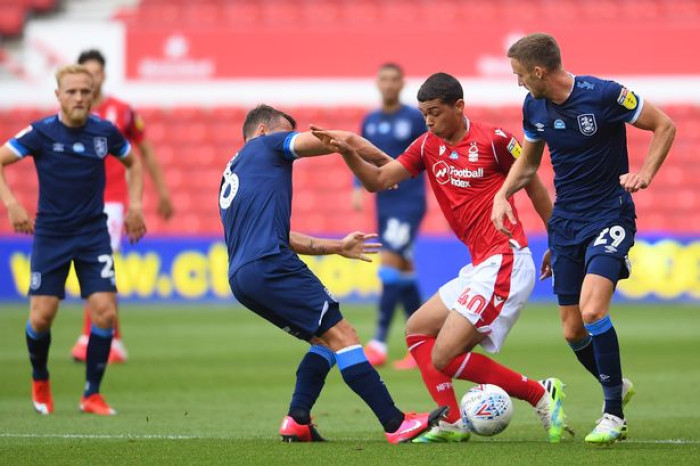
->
<box><xmin>617</xmin><ymin>88</ymin><xmax>638</xmax><ymax>111</ymax></box>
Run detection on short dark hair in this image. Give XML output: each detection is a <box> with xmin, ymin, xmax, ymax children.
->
<box><xmin>507</xmin><ymin>33</ymin><xmax>562</xmax><ymax>71</ymax></box>
<box><xmin>417</xmin><ymin>72</ymin><xmax>463</xmax><ymax>105</ymax></box>
<box><xmin>378</xmin><ymin>62</ymin><xmax>404</xmax><ymax>77</ymax></box>
<box><xmin>77</xmin><ymin>49</ymin><xmax>106</xmax><ymax>67</ymax></box>
<box><xmin>242</xmin><ymin>105</ymin><xmax>296</xmax><ymax>141</ymax></box>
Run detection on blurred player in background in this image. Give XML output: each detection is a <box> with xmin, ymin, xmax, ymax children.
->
<box><xmin>70</xmin><ymin>49</ymin><xmax>174</xmax><ymax>364</ymax></box>
<box><xmin>313</xmin><ymin>72</ymin><xmax>571</xmax><ymax>443</ymax></box>
<box><xmin>0</xmin><ymin>65</ymin><xmax>146</xmax><ymax>415</ymax></box>
<box><xmin>356</xmin><ymin>63</ymin><xmax>427</xmax><ymax>370</ymax></box>
<box><xmin>492</xmin><ymin>33</ymin><xmax>676</xmax><ymax>444</ymax></box>
<box><xmin>220</xmin><ymin>104</ymin><xmax>446</xmax><ymax>443</ymax></box>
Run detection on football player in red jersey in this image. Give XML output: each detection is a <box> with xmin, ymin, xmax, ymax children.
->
<box><xmin>312</xmin><ymin>72</ymin><xmax>571</xmax><ymax>443</ymax></box>
<box><xmin>70</xmin><ymin>50</ymin><xmax>174</xmax><ymax>363</ymax></box>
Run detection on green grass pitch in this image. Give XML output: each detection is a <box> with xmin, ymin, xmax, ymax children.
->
<box><xmin>1</xmin><ymin>301</ymin><xmax>699</xmax><ymax>465</ymax></box>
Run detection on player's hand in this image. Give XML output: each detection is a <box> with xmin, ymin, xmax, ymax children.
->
<box><xmin>7</xmin><ymin>201</ymin><xmax>33</xmax><ymax>235</ymax></box>
<box><xmin>157</xmin><ymin>196</ymin><xmax>174</xmax><ymax>220</ymax></box>
<box><xmin>338</xmin><ymin>231</ymin><xmax>381</xmax><ymax>262</ymax></box>
<box><xmin>540</xmin><ymin>248</ymin><xmax>552</xmax><ymax>280</ymax></box>
<box><xmin>309</xmin><ymin>124</ymin><xmax>332</xmax><ymax>145</ymax></box>
<box><xmin>491</xmin><ymin>194</ymin><xmax>516</xmax><ymax>237</ymax></box>
<box><xmin>124</xmin><ymin>208</ymin><xmax>147</xmax><ymax>244</ymax></box>
<box><xmin>310</xmin><ymin>125</ymin><xmax>352</xmax><ymax>155</ymax></box>
<box><xmin>352</xmin><ymin>188</ymin><xmax>363</xmax><ymax>211</ymax></box>
<box><xmin>619</xmin><ymin>172</ymin><xmax>650</xmax><ymax>193</ymax></box>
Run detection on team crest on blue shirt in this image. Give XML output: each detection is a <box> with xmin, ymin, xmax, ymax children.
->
<box><xmin>577</xmin><ymin>114</ymin><xmax>597</xmax><ymax>136</ymax></box>
<box><xmin>93</xmin><ymin>137</ymin><xmax>108</xmax><ymax>158</ymax></box>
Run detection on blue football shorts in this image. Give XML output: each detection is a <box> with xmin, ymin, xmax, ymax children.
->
<box><xmin>229</xmin><ymin>252</ymin><xmax>343</xmax><ymax>342</ymax></box>
<box><xmin>29</xmin><ymin>229</ymin><xmax>117</xmax><ymax>299</ymax></box>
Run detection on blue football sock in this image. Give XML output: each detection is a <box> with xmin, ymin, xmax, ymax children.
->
<box><xmin>375</xmin><ymin>266</ymin><xmax>403</xmax><ymax>343</ymax></box>
<box><xmin>26</xmin><ymin>322</ymin><xmax>51</xmax><ymax>381</ymax></box>
<box><xmin>288</xmin><ymin>345</ymin><xmax>336</xmax><ymax>424</ymax></box>
<box><xmin>398</xmin><ymin>276</ymin><xmax>421</xmax><ymax>319</ymax></box>
<box><xmin>569</xmin><ymin>334</ymin><xmax>599</xmax><ymax>379</ymax></box>
<box><xmin>84</xmin><ymin>324</ymin><xmax>113</xmax><ymax>397</ymax></box>
<box><xmin>585</xmin><ymin>316</ymin><xmax>623</xmax><ymax>418</ymax></box>
<box><xmin>336</xmin><ymin>345</ymin><xmax>404</xmax><ymax>432</ymax></box>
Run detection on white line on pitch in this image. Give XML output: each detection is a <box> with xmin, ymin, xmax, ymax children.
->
<box><xmin>0</xmin><ymin>433</ymin><xmax>201</xmax><ymax>440</ymax></box>
<box><xmin>1</xmin><ymin>433</ymin><xmax>699</xmax><ymax>444</ymax></box>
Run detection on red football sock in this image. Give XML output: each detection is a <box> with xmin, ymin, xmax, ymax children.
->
<box><xmin>407</xmin><ymin>334</ymin><xmax>461</xmax><ymax>423</ymax></box>
<box><xmin>443</xmin><ymin>352</ymin><xmax>545</xmax><ymax>407</ymax></box>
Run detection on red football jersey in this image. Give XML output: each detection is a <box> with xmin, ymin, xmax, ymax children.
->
<box><xmin>92</xmin><ymin>96</ymin><xmax>146</xmax><ymax>203</ymax></box>
<box><xmin>397</xmin><ymin>118</ymin><xmax>529</xmax><ymax>265</ymax></box>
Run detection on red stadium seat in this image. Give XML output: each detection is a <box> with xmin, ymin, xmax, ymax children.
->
<box><xmin>0</xmin><ymin>104</ymin><xmax>697</xmax><ymax>235</ymax></box>
<box><xmin>0</xmin><ymin>5</ymin><xmax>24</xmax><ymax>37</ymax></box>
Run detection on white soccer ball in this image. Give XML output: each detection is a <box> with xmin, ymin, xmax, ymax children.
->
<box><xmin>460</xmin><ymin>384</ymin><xmax>514</xmax><ymax>436</ymax></box>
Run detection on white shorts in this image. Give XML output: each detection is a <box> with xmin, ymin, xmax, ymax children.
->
<box><xmin>104</xmin><ymin>202</ymin><xmax>124</xmax><ymax>253</ymax></box>
<box><xmin>438</xmin><ymin>248</ymin><xmax>535</xmax><ymax>353</ymax></box>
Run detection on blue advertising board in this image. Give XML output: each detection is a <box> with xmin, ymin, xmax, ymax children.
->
<box><xmin>1</xmin><ymin>235</ymin><xmax>698</xmax><ymax>302</ymax></box>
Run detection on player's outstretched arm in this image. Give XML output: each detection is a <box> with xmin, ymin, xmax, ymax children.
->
<box><xmin>492</xmin><ymin>139</ymin><xmax>546</xmax><ymax>236</ymax></box>
<box><xmin>311</xmin><ymin>128</ymin><xmax>410</xmax><ymax>192</ymax></box>
<box><xmin>622</xmin><ymin>101</ymin><xmax>676</xmax><ymax>193</ymax></box>
<box><xmin>289</xmin><ymin>231</ymin><xmax>381</xmax><ymax>262</ymax></box>
<box><xmin>138</xmin><ymin>140</ymin><xmax>174</xmax><ymax>220</ymax></box>
<box><xmin>120</xmin><ymin>151</ymin><xmax>147</xmax><ymax>243</ymax></box>
<box><xmin>0</xmin><ymin>145</ymin><xmax>33</xmax><ymax>234</ymax></box>
<box><xmin>307</xmin><ymin>125</ymin><xmax>394</xmax><ymax>167</ymax></box>
<box><xmin>291</xmin><ymin>128</ymin><xmax>394</xmax><ymax>168</ymax></box>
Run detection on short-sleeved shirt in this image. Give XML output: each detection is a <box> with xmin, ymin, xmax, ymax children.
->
<box><xmin>219</xmin><ymin>131</ymin><xmax>299</xmax><ymax>278</ymax></box>
<box><xmin>6</xmin><ymin>114</ymin><xmax>131</xmax><ymax>236</ymax></box>
<box><xmin>92</xmin><ymin>96</ymin><xmax>146</xmax><ymax>204</ymax></box>
<box><xmin>397</xmin><ymin>118</ymin><xmax>528</xmax><ymax>265</ymax></box>
<box><xmin>361</xmin><ymin>105</ymin><xmax>427</xmax><ymax>215</ymax></box>
<box><xmin>522</xmin><ymin>75</ymin><xmax>642</xmax><ymax>239</ymax></box>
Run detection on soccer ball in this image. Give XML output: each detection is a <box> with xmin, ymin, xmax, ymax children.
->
<box><xmin>460</xmin><ymin>384</ymin><xmax>513</xmax><ymax>436</ymax></box>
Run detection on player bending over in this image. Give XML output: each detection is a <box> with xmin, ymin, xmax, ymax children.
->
<box><xmin>0</xmin><ymin>65</ymin><xmax>146</xmax><ymax>416</ymax></box>
<box><xmin>219</xmin><ymin>104</ymin><xmax>446</xmax><ymax>443</ymax></box>
<box><xmin>492</xmin><ymin>33</ymin><xmax>675</xmax><ymax>445</ymax></box>
<box><xmin>313</xmin><ymin>72</ymin><xmax>572</xmax><ymax>443</ymax></box>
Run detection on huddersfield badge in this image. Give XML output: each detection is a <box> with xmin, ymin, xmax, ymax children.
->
<box><xmin>577</xmin><ymin>114</ymin><xmax>597</xmax><ymax>136</ymax></box>
<box><xmin>94</xmin><ymin>137</ymin><xmax>108</xmax><ymax>158</ymax></box>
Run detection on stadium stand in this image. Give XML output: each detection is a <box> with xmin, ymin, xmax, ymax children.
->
<box><xmin>116</xmin><ymin>0</ymin><xmax>700</xmax><ymax>25</ymax></box>
<box><xmin>0</xmin><ymin>0</ymin><xmax>59</xmax><ymax>38</ymax></box>
<box><xmin>1</xmin><ymin>104</ymin><xmax>697</xmax><ymax>235</ymax></box>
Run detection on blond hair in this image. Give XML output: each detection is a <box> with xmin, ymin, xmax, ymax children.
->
<box><xmin>55</xmin><ymin>64</ymin><xmax>94</xmax><ymax>87</ymax></box>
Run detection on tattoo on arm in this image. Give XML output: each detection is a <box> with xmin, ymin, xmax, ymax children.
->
<box><xmin>308</xmin><ymin>238</ymin><xmax>329</xmax><ymax>255</ymax></box>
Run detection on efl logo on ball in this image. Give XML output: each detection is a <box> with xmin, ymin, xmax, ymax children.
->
<box><xmin>460</xmin><ymin>384</ymin><xmax>513</xmax><ymax>436</ymax></box>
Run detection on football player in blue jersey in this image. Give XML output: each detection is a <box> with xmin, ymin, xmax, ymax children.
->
<box><xmin>356</xmin><ymin>63</ymin><xmax>427</xmax><ymax>370</ymax></box>
<box><xmin>220</xmin><ymin>104</ymin><xmax>446</xmax><ymax>443</ymax></box>
<box><xmin>491</xmin><ymin>33</ymin><xmax>676</xmax><ymax>444</ymax></box>
<box><xmin>0</xmin><ymin>65</ymin><xmax>146</xmax><ymax>416</ymax></box>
